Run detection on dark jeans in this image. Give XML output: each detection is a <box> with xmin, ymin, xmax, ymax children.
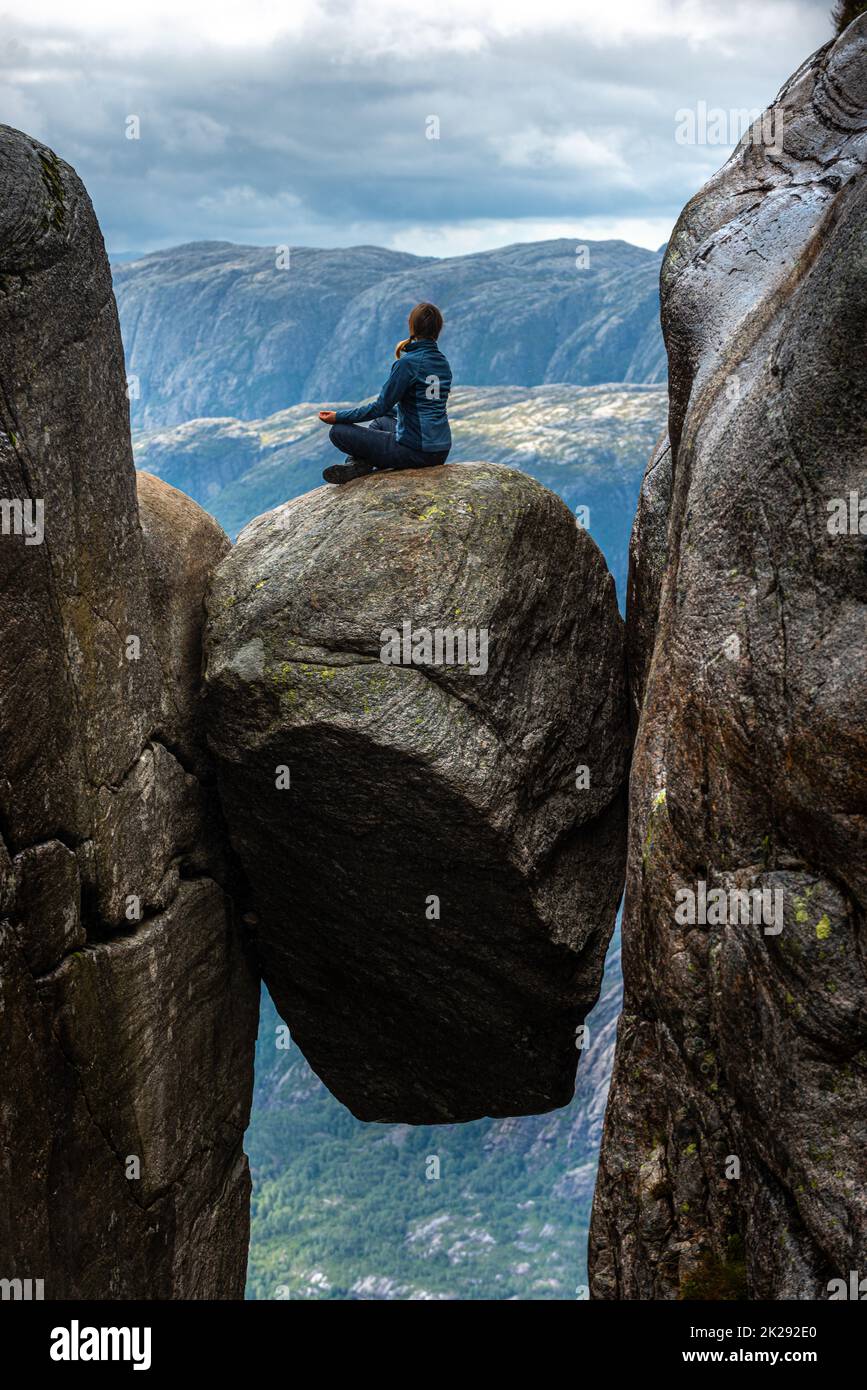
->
<box><xmin>328</xmin><ymin>415</ymin><xmax>448</xmax><ymax>471</ymax></box>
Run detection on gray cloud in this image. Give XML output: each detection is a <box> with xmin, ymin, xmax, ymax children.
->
<box><xmin>0</xmin><ymin>0</ymin><xmax>833</xmax><ymax>255</ymax></box>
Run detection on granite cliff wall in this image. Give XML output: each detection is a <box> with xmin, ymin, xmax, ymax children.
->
<box><xmin>0</xmin><ymin>125</ymin><xmax>259</xmax><ymax>1299</ymax></box>
<box><xmin>590</xmin><ymin>18</ymin><xmax>867</xmax><ymax>1300</ymax></box>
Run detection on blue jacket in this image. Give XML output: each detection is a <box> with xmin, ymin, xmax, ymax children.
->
<box><xmin>334</xmin><ymin>338</ymin><xmax>452</xmax><ymax>453</ymax></box>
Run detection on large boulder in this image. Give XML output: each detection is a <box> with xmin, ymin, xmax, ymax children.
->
<box><xmin>590</xmin><ymin>18</ymin><xmax>867</xmax><ymax>1300</ymax></box>
<box><xmin>204</xmin><ymin>462</ymin><xmax>629</xmax><ymax>1123</ymax></box>
<box><xmin>0</xmin><ymin>126</ymin><xmax>258</xmax><ymax>1298</ymax></box>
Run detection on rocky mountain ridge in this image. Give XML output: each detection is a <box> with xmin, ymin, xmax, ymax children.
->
<box><xmin>113</xmin><ymin>238</ymin><xmax>666</xmax><ymax>430</ymax></box>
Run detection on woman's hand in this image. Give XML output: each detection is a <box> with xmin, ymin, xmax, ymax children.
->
<box><xmin>318</xmin><ymin>409</ymin><xmax>337</xmax><ymax>424</ymax></box>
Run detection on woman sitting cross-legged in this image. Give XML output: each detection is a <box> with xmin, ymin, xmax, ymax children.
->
<box><xmin>318</xmin><ymin>301</ymin><xmax>452</xmax><ymax>484</ymax></box>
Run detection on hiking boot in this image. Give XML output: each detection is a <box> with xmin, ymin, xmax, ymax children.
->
<box><xmin>322</xmin><ymin>457</ymin><xmax>374</xmax><ymax>485</ymax></box>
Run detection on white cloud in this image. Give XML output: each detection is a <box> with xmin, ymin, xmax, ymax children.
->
<box><xmin>387</xmin><ymin>216</ymin><xmax>676</xmax><ymax>258</ymax></box>
<box><xmin>11</xmin><ymin>0</ymin><xmax>819</xmax><ymax>50</ymax></box>
<box><xmin>494</xmin><ymin>129</ymin><xmax>631</xmax><ymax>175</ymax></box>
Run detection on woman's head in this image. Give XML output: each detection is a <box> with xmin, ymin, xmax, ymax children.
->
<box><xmin>408</xmin><ymin>302</ymin><xmax>443</xmax><ymax>340</ymax></box>
<box><xmin>396</xmin><ymin>302</ymin><xmax>443</xmax><ymax>356</ymax></box>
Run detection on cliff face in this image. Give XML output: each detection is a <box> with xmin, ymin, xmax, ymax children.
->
<box><xmin>113</xmin><ymin>239</ymin><xmax>666</xmax><ymax>429</ymax></box>
<box><xmin>0</xmin><ymin>126</ymin><xmax>258</xmax><ymax>1298</ymax></box>
<box><xmin>590</xmin><ymin>20</ymin><xmax>867</xmax><ymax>1299</ymax></box>
<box><xmin>203</xmin><ymin>463</ymin><xmax>629</xmax><ymax>1124</ymax></box>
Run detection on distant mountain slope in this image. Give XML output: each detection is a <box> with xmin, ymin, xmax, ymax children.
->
<box><xmin>115</xmin><ymin>242</ymin><xmax>425</xmax><ymax>428</ymax></box>
<box><xmin>246</xmin><ymin>927</ymin><xmax>622</xmax><ymax>1300</ymax></box>
<box><xmin>132</xmin><ymin>382</ymin><xmax>668</xmax><ymax>599</ymax></box>
<box><xmin>115</xmin><ymin>239</ymin><xmax>666</xmax><ymax>429</ymax></box>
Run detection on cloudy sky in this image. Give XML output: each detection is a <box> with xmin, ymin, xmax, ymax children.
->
<box><xmin>1</xmin><ymin>0</ymin><xmax>833</xmax><ymax>258</ymax></box>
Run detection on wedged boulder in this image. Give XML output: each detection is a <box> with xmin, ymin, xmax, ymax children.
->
<box><xmin>0</xmin><ymin>126</ymin><xmax>257</xmax><ymax>1298</ymax></box>
<box><xmin>590</xmin><ymin>17</ymin><xmax>867</xmax><ymax>1301</ymax></box>
<box><xmin>204</xmin><ymin>461</ymin><xmax>629</xmax><ymax>1123</ymax></box>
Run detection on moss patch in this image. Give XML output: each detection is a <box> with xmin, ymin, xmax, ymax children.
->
<box><xmin>680</xmin><ymin>1236</ymin><xmax>748</xmax><ymax>1301</ymax></box>
<box><xmin>38</xmin><ymin>150</ymin><xmax>66</xmax><ymax>232</ymax></box>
